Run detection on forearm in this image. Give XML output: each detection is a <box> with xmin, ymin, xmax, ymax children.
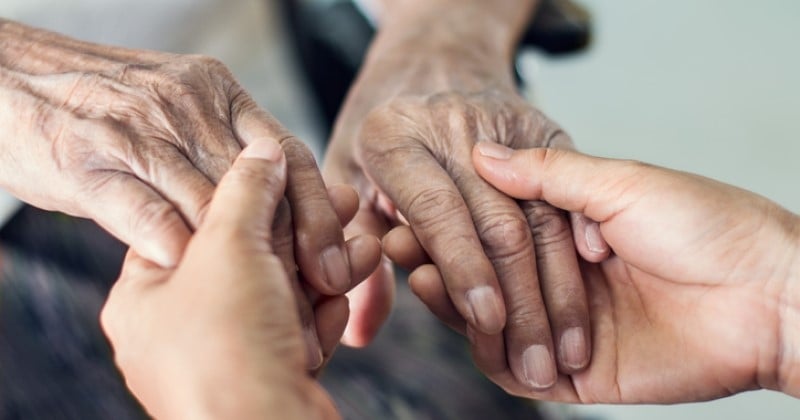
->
<box><xmin>1</xmin><ymin>18</ymin><xmax>157</xmax><ymax>76</ymax></box>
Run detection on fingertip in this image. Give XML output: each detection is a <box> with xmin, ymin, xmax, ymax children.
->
<box><xmin>240</xmin><ymin>137</ymin><xmax>284</xmax><ymax>162</ymax></box>
<box><xmin>345</xmin><ymin>234</ymin><xmax>382</xmax><ymax>289</ymax></box>
<box><xmin>327</xmin><ymin>184</ymin><xmax>360</xmax><ymax>226</ymax></box>
<box><xmin>383</xmin><ymin>225</ymin><xmax>430</xmax><ymax>271</ymax></box>
<box><xmin>557</xmin><ymin>326</ymin><xmax>590</xmax><ymax>373</ymax></box>
<box><xmin>472</xmin><ymin>143</ymin><xmax>544</xmax><ymax>201</ymax></box>
<box><xmin>465</xmin><ymin>286</ymin><xmax>506</xmax><ymax>335</ymax></box>
<box><xmin>571</xmin><ymin>213</ymin><xmax>611</xmax><ymax>262</ymax></box>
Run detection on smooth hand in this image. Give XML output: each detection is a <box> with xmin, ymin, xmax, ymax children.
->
<box><xmin>102</xmin><ymin>140</ymin><xmax>345</xmax><ymax>420</ymax></box>
<box><xmin>412</xmin><ymin>143</ymin><xmax>800</xmax><ymax>402</ymax></box>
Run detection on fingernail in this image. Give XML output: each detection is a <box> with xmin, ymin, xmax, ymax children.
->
<box><xmin>476</xmin><ymin>142</ymin><xmax>514</xmax><ymax>160</ymax></box>
<box><xmin>303</xmin><ymin>327</ymin><xmax>323</xmax><ymax>370</ymax></box>
<box><xmin>559</xmin><ymin>327</ymin><xmax>588</xmax><ymax>370</ymax></box>
<box><xmin>585</xmin><ymin>222</ymin><xmax>606</xmax><ymax>253</ymax></box>
<box><xmin>522</xmin><ymin>345</ymin><xmax>557</xmax><ymax>389</ymax></box>
<box><xmin>241</xmin><ymin>138</ymin><xmax>283</xmax><ymax>161</ymax></box>
<box><xmin>466</xmin><ymin>286</ymin><xmax>505</xmax><ymax>333</ymax></box>
<box><xmin>320</xmin><ymin>245</ymin><xmax>350</xmax><ymax>292</ymax></box>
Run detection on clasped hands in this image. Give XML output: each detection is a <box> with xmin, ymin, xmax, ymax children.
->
<box><xmin>5</xmin><ymin>15</ymin><xmax>800</xmax><ymax>419</ymax></box>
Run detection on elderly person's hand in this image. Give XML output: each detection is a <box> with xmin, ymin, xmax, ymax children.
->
<box><xmin>0</xmin><ymin>18</ymin><xmax>355</xmax><ymax>293</ymax></box>
<box><xmin>324</xmin><ymin>0</ymin><xmax>600</xmax><ymax>390</ymax></box>
<box><xmin>410</xmin><ymin>143</ymin><xmax>800</xmax><ymax>402</ymax></box>
<box><xmin>101</xmin><ymin>139</ymin><xmax>374</xmax><ymax>419</ymax></box>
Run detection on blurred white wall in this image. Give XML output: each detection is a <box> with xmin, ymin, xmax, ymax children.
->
<box><xmin>522</xmin><ymin>0</ymin><xmax>800</xmax><ymax>213</ymax></box>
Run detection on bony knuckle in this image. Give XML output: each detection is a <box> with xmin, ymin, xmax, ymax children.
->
<box><xmin>507</xmin><ymin>304</ymin><xmax>548</xmax><ymax>332</ymax></box>
<box><xmin>406</xmin><ymin>188</ymin><xmax>464</xmax><ymax>231</ymax></box>
<box><xmin>478</xmin><ymin>216</ymin><xmax>532</xmax><ymax>259</ymax></box>
<box><xmin>522</xmin><ymin>201</ymin><xmax>572</xmax><ymax>246</ymax></box>
<box><xmin>131</xmin><ymin>198</ymin><xmax>178</xmax><ymax>236</ymax></box>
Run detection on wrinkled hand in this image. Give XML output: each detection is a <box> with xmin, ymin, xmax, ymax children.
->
<box><xmin>102</xmin><ymin>140</ymin><xmax>347</xmax><ymax>419</ymax></box>
<box><xmin>0</xmin><ymin>20</ymin><xmax>355</xmax><ymax>306</ymax></box>
<box><xmin>411</xmin><ymin>143</ymin><xmax>800</xmax><ymax>403</ymax></box>
<box><xmin>326</xmin><ymin>82</ymin><xmax>600</xmax><ymax>390</ymax></box>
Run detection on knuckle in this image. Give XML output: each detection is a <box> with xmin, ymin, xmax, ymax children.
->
<box><xmin>506</xmin><ymin>303</ymin><xmax>549</xmax><ymax>334</ymax></box>
<box><xmin>521</xmin><ymin>201</ymin><xmax>572</xmax><ymax>248</ymax></box>
<box><xmin>130</xmin><ymin>197</ymin><xmax>179</xmax><ymax>236</ymax></box>
<box><xmin>405</xmin><ymin>187</ymin><xmax>465</xmax><ymax>234</ymax></box>
<box><xmin>477</xmin><ymin>214</ymin><xmax>532</xmax><ymax>260</ymax></box>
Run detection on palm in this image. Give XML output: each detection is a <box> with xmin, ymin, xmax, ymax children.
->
<box><xmin>568</xmin><ymin>256</ymin><xmax>769</xmax><ymax>403</ymax></box>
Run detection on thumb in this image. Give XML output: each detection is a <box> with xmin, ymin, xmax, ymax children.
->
<box><xmin>200</xmin><ymin>138</ymin><xmax>287</xmax><ymax>243</ymax></box>
<box><xmin>472</xmin><ymin>142</ymin><xmax>644</xmax><ymax>224</ymax></box>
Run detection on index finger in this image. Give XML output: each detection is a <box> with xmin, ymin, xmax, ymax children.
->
<box><xmin>361</xmin><ymin>137</ymin><xmax>506</xmax><ymax>334</ymax></box>
<box><xmin>232</xmin><ymin>92</ymin><xmax>351</xmax><ymax>295</ymax></box>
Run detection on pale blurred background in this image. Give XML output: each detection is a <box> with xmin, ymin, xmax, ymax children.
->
<box><xmin>1</xmin><ymin>1</ymin><xmax>798</xmax><ymax>419</ymax></box>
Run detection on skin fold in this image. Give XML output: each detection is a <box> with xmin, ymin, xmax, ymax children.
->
<box><xmin>0</xmin><ymin>18</ymin><xmax>384</xmax><ymax>368</ymax></box>
<box><xmin>400</xmin><ymin>142</ymin><xmax>800</xmax><ymax>403</ymax></box>
<box><xmin>324</xmin><ymin>0</ymin><xmax>601</xmax><ymax>390</ymax></box>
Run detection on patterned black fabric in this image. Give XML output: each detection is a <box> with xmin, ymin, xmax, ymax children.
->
<box><xmin>0</xmin><ymin>207</ymin><xmax>547</xmax><ymax>420</ymax></box>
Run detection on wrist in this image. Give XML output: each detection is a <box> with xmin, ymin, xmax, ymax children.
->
<box><xmin>361</xmin><ymin>0</ymin><xmax>537</xmax><ymax>93</ymax></box>
<box><xmin>776</xmin><ymin>216</ymin><xmax>800</xmax><ymax>396</ymax></box>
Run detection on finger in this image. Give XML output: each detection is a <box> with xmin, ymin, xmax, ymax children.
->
<box><xmin>383</xmin><ymin>225</ymin><xmax>432</xmax><ymax>271</ymax></box>
<box><xmin>570</xmin><ymin>212</ymin><xmax>611</xmax><ymax>263</ymax></box>
<box><xmin>360</xmin><ymin>138</ymin><xmax>505</xmax><ymax>335</ymax></box>
<box><xmin>341</xmin><ymin>256</ymin><xmax>394</xmax><ymax>347</ymax></box>
<box><xmin>272</xmin><ymin>198</ymin><xmax>324</xmax><ymax>370</ymax></box>
<box><xmin>341</xmin><ymin>206</ymin><xmax>395</xmax><ymax>347</ymax></box>
<box><xmin>327</xmin><ymin>184</ymin><xmax>360</xmax><ymax>227</ymax></box>
<box><xmin>128</xmin><ymin>144</ymin><xmax>217</xmax><ymax>230</ymax></box>
<box><xmin>345</xmin><ymin>235</ymin><xmax>383</xmax><ymax>290</ymax></box>
<box><xmin>200</xmin><ymin>138</ymin><xmax>286</xmax><ymax>244</ymax></box>
<box><xmin>232</xmin><ymin>93</ymin><xmax>351</xmax><ymax>295</ymax></box>
<box><xmin>472</xmin><ymin>143</ymin><xmax>639</xmax><ymax>223</ymax></box>
<box><xmin>408</xmin><ymin>264</ymin><xmax>465</xmax><ymax>334</ymax></box>
<box><xmin>414</xmin><ymin>266</ymin><xmax>581</xmax><ymax>402</ymax></box>
<box><xmin>520</xmin><ymin>201</ymin><xmax>591</xmax><ymax>373</ymax></box>
<box><xmin>314</xmin><ymin>295</ymin><xmax>350</xmax><ymax>363</ymax></box>
<box><xmin>184</xmin><ymin>125</ymin><xmax>242</xmax><ymax>185</ymax></box>
<box><xmin>446</xmin><ymin>159</ymin><xmax>557</xmax><ymax>390</ymax></box>
<box><xmin>85</xmin><ymin>171</ymin><xmax>191</xmax><ymax>267</ymax></box>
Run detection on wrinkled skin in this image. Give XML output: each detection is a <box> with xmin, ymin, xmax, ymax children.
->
<box><xmin>327</xmin><ymin>82</ymin><xmax>598</xmax><ymax>390</ymax></box>
<box><xmin>409</xmin><ymin>144</ymin><xmax>800</xmax><ymax>403</ymax></box>
<box><xmin>322</xmin><ymin>0</ymin><xmax>607</xmax><ymax>390</ymax></box>
<box><xmin>0</xmin><ymin>20</ymin><xmax>376</xmax><ymax>366</ymax></box>
<box><xmin>102</xmin><ymin>141</ymin><xmax>346</xmax><ymax>419</ymax></box>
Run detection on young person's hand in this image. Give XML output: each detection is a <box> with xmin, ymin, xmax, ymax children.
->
<box><xmin>409</xmin><ymin>143</ymin><xmax>800</xmax><ymax>402</ymax></box>
<box><xmin>101</xmin><ymin>139</ymin><xmax>366</xmax><ymax>419</ymax></box>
